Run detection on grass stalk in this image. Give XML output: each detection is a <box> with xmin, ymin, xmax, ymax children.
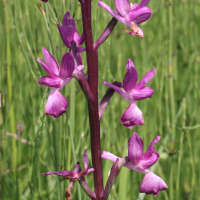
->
<box><xmin>52</xmin><ymin>120</ymin><xmax>62</xmax><ymax>200</ymax></box>
<box><xmin>176</xmin><ymin>98</ymin><xmax>186</xmax><ymax>199</ymax></box>
<box><xmin>4</xmin><ymin>1</ymin><xmax>17</xmax><ymax>196</ymax></box>
<box><xmin>168</xmin><ymin>2</ymin><xmax>175</xmax><ymax>142</ymax></box>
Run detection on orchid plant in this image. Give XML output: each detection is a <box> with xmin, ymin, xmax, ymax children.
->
<box><xmin>38</xmin><ymin>0</ymin><xmax>168</xmax><ymax>199</ymax></box>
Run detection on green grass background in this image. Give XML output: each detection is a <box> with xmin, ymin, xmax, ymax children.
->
<box><xmin>1</xmin><ymin>0</ymin><xmax>200</xmax><ymax>199</ymax></box>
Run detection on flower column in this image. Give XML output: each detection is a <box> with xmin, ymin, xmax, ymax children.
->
<box><xmin>80</xmin><ymin>0</ymin><xmax>104</xmax><ymax>199</ymax></box>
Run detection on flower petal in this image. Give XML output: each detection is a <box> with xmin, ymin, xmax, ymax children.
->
<box><xmin>57</xmin><ymin>24</ymin><xmax>71</xmax><ymax>48</ymax></box>
<box><xmin>114</xmin><ymin>0</ymin><xmax>130</xmax><ymax>17</ymax></box>
<box><xmin>134</xmin><ymin>12</ymin><xmax>152</xmax><ymax>24</ymax></box>
<box><xmin>103</xmin><ymin>81</ymin><xmax>133</xmax><ymax>103</ymax></box>
<box><xmin>135</xmin><ymin>0</ymin><xmax>150</xmax><ymax>10</ymax></box>
<box><xmin>58</xmin><ymin>170</ymin><xmax>81</xmax><ymax>181</ymax></box>
<box><xmin>41</xmin><ymin>170</ymin><xmax>80</xmax><ymax>181</ymax></box>
<box><xmin>142</xmin><ymin>136</ymin><xmax>160</xmax><ymax>160</ymax></box>
<box><xmin>72</xmin><ymin>65</ymin><xmax>85</xmax><ymax>79</ymax></box>
<box><xmin>101</xmin><ymin>151</ymin><xmax>120</xmax><ymax>162</ymax></box>
<box><xmin>98</xmin><ymin>1</ymin><xmax>131</xmax><ymax>27</ymax></box>
<box><xmin>41</xmin><ymin>170</ymin><xmax>72</xmax><ymax>177</ymax></box>
<box><xmin>130</xmin><ymin>3</ymin><xmax>139</xmax><ymax>10</ymax></box>
<box><xmin>140</xmin><ymin>152</ymin><xmax>159</xmax><ymax>169</ymax></box>
<box><xmin>76</xmin><ymin>32</ymin><xmax>85</xmax><ymax>46</ymax></box>
<box><xmin>73</xmin><ymin>162</ymin><xmax>81</xmax><ymax>173</ymax></box>
<box><xmin>129</xmin><ymin>86</ymin><xmax>154</xmax><ymax>100</ymax></box>
<box><xmin>86</xmin><ymin>168</ymin><xmax>95</xmax><ymax>175</ymax></box>
<box><xmin>41</xmin><ymin>171</ymin><xmax>59</xmax><ymax>176</ymax></box>
<box><xmin>101</xmin><ymin>151</ymin><xmax>146</xmax><ymax>174</ymax></box>
<box><xmin>128</xmin><ymin>7</ymin><xmax>152</xmax><ymax>21</ymax></box>
<box><xmin>40</xmin><ymin>47</ymin><xmax>60</xmax><ymax>76</ymax></box>
<box><xmin>60</xmin><ymin>52</ymin><xmax>75</xmax><ymax>79</ymax></box>
<box><xmin>45</xmin><ymin>88</ymin><xmax>68</xmax><ymax>117</ymax></box>
<box><xmin>57</xmin><ymin>170</ymin><xmax>76</xmax><ymax>178</ymax></box>
<box><xmin>124</xmin><ymin>161</ymin><xmax>146</xmax><ymax>174</ymax></box>
<box><xmin>123</xmin><ymin>59</ymin><xmax>138</xmax><ymax>93</ymax></box>
<box><xmin>128</xmin><ymin>132</ymin><xmax>143</xmax><ymax>165</ymax></box>
<box><xmin>140</xmin><ymin>171</ymin><xmax>168</xmax><ymax>196</ymax></box>
<box><xmin>121</xmin><ymin>103</ymin><xmax>144</xmax><ymax>129</ymax></box>
<box><xmin>135</xmin><ymin>68</ymin><xmax>156</xmax><ymax>89</ymax></box>
<box><xmin>77</xmin><ymin>65</ymin><xmax>85</xmax><ymax>71</ymax></box>
<box><xmin>38</xmin><ymin>76</ymin><xmax>62</xmax><ymax>87</ymax></box>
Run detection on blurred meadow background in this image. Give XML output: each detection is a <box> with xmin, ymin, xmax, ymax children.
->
<box><xmin>1</xmin><ymin>0</ymin><xmax>200</xmax><ymax>199</ymax></box>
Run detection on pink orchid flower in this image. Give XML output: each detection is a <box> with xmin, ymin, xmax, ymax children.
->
<box><xmin>57</xmin><ymin>11</ymin><xmax>85</xmax><ymax>64</ymax></box>
<box><xmin>41</xmin><ymin>150</ymin><xmax>94</xmax><ymax>181</ymax></box>
<box><xmin>103</xmin><ymin>59</ymin><xmax>156</xmax><ymax>129</ymax></box>
<box><xmin>102</xmin><ymin>133</ymin><xmax>168</xmax><ymax>196</ymax></box>
<box><xmin>98</xmin><ymin>0</ymin><xmax>152</xmax><ymax>38</ymax></box>
<box><xmin>38</xmin><ymin>47</ymin><xmax>83</xmax><ymax>117</ymax></box>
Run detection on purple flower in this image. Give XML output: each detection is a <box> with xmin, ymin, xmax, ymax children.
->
<box><xmin>41</xmin><ymin>0</ymin><xmax>48</xmax><ymax>2</ymax></box>
<box><xmin>103</xmin><ymin>59</ymin><xmax>156</xmax><ymax>129</ymax></box>
<box><xmin>37</xmin><ymin>47</ymin><xmax>83</xmax><ymax>117</ymax></box>
<box><xmin>98</xmin><ymin>0</ymin><xmax>152</xmax><ymax>38</ymax></box>
<box><xmin>41</xmin><ymin>150</ymin><xmax>94</xmax><ymax>181</ymax></box>
<box><xmin>102</xmin><ymin>133</ymin><xmax>168</xmax><ymax>196</ymax></box>
<box><xmin>57</xmin><ymin>12</ymin><xmax>85</xmax><ymax>53</ymax></box>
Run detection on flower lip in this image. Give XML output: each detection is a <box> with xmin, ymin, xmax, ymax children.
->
<box><xmin>140</xmin><ymin>171</ymin><xmax>168</xmax><ymax>196</ymax></box>
<box><xmin>121</xmin><ymin>104</ymin><xmax>144</xmax><ymax>129</ymax></box>
<box><xmin>45</xmin><ymin>88</ymin><xmax>68</xmax><ymax>118</ymax></box>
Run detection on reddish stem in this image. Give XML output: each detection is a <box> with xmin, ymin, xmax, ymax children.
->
<box><xmin>80</xmin><ymin>0</ymin><xmax>104</xmax><ymax>199</ymax></box>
